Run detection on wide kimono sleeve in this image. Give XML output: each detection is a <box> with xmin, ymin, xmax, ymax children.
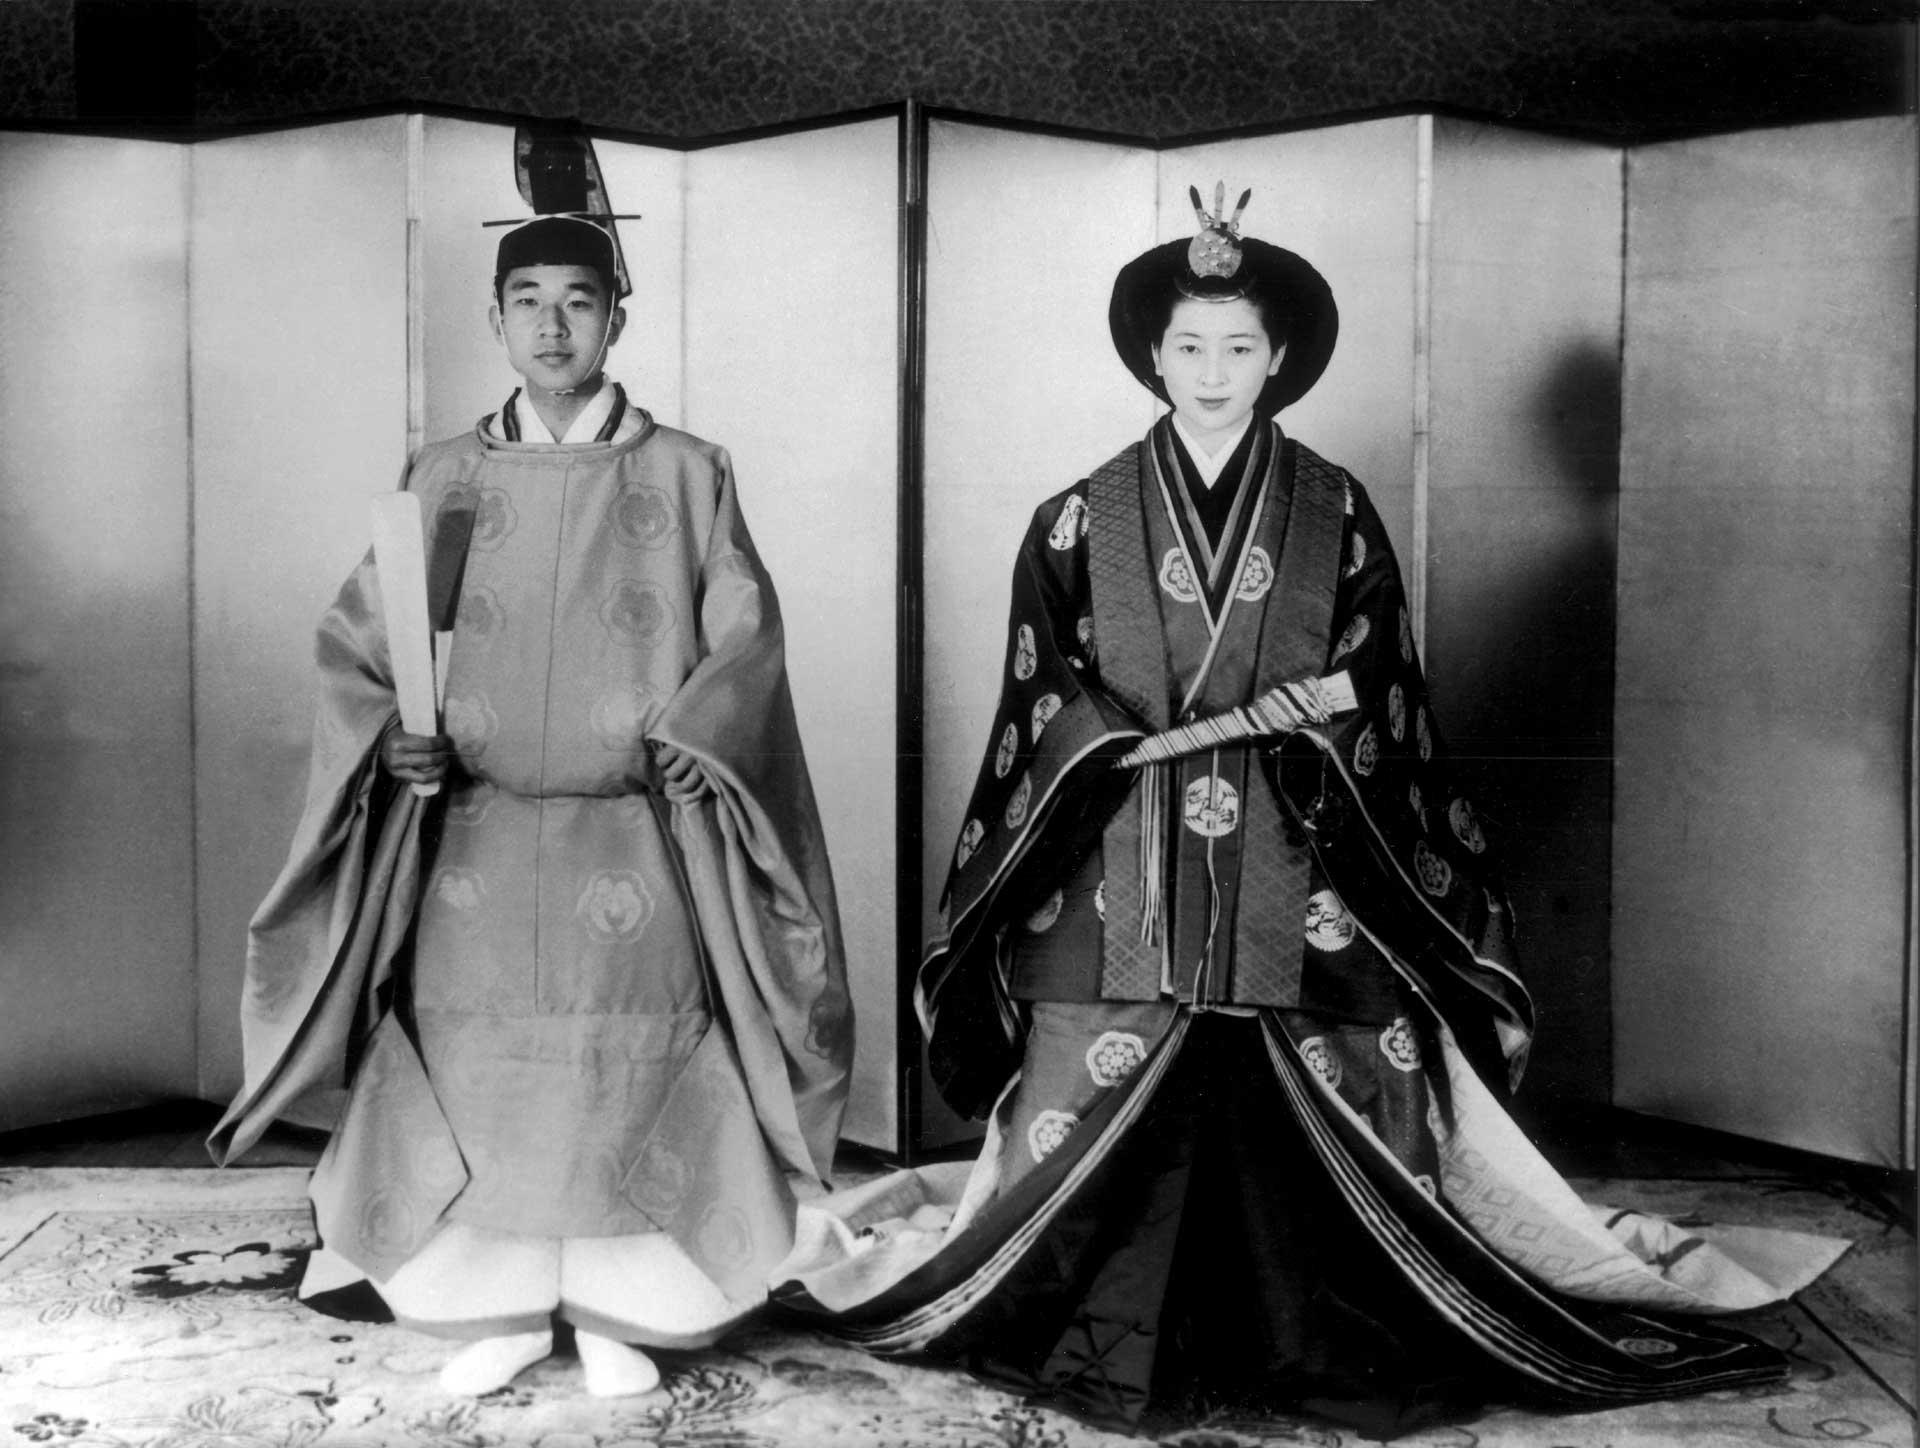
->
<box><xmin>647</xmin><ymin>448</ymin><xmax>853</xmax><ymax>1194</ymax></box>
<box><xmin>1270</xmin><ymin>474</ymin><xmax>1535</xmax><ymax>1090</ymax></box>
<box><xmin>916</xmin><ymin>486</ymin><xmax>1145</xmax><ymax>1118</ymax></box>
<box><xmin>207</xmin><ymin>535</ymin><xmax>431</xmax><ymax>1165</ymax></box>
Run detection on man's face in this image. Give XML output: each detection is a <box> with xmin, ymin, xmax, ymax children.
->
<box><xmin>1151</xmin><ymin>296</ymin><xmax>1284</xmax><ymax>448</ymax></box>
<box><xmin>489</xmin><ymin>264</ymin><xmax>623</xmax><ymax>396</ymax></box>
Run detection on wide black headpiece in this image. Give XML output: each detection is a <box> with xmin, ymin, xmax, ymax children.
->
<box><xmin>485</xmin><ymin>123</ymin><xmax>637</xmax><ymax>300</ymax></box>
<box><xmin>1108</xmin><ymin>185</ymin><xmax>1338</xmax><ymax>416</ymax></box>
<box><xmin>495</xmin><ymin>216</ymin><xmax>622</xmax><ymax>294</ymax></box>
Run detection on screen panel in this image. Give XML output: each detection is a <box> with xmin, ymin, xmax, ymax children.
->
<box><xmin>0</xmin><ymin>134</ymin><xmax>196</xmax><ymax>1128</ymax></box>
<box><xmin>919</xmin><ymin>119</ymin><xmax>1157</xmax><ymax>1146</ymax></box>
<box><xmin>686</xmin><ymin>116</ymin><xmax>902</xmax><ymax>1149</ymax></box>
<box><xmin>1616</xmin><ymin>117</ymin><xmax>1916</xmax><ymax>1165</ymax></box>
<box><xmin>190</xmin><ymin>116</ymin><xmax>413</xmax><ymax>1103</ymax></box>
<box><xmin>1426</xmin><ymin>119</ymin><xmax>1624</xmax><ymax>1115</ymax></box>
<box><xmin>923</xmin><ymin>118</ymin><xmax>1157</xmax><ymax>929</ymax></box>
<box><xmin>419</xmin><ymin>117</ymin><xmax>686</xmax><ymax>443</ymax></box>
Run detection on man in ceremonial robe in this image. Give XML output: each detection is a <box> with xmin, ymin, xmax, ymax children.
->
<box><xmin>210</xmin><ymin>212</ymin><xmax>852</xmax><ymax>1400</ymax></box>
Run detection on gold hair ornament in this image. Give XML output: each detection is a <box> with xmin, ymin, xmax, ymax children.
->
<box><xmin>1187</xmin><ymin>182</ymin><xmax>1252</xmax><ymax>279</ymax></box>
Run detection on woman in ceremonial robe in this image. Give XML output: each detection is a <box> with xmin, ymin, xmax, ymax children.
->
<box><xmin>773</xmin><ymin>191</ymin><xmax>1845</xmax><ymax>1437</ymax></box>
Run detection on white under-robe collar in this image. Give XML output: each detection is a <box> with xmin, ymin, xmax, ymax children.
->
<box><xmin>491</xmin><ymin>378</ymin><xmax>625</xmax><ymax>444</ymax></box>
<box><xmin>1170</xmin><ymin>414</ymin><xmax>1255</xmax><ymax>489</ymax></box>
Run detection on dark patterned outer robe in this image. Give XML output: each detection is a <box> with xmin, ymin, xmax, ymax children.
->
<box><xmin>781</xmin><ymin>421</ymin><xmax>1827</xmax><ymax>1429</ymax></box>
<box><xmin>209</xmin><ymin>410</ymin><xmax>852</xmax><ymax>1304</ymax></box>
<box><xmin>918</xmin><ymin>418</ymin><xmax>1530</xmax><ymax>1119</ymax></box>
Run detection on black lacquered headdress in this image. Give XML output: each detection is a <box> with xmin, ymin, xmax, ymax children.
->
<box><xmin>484</xmin><ymin>123</ymin><xmax>639</xmax><ymax>300</ymax></box>
<box><xmin>1109</xmin><ymin>183</ymin><xmax>1339</xmax><ymax>416</ymax></box>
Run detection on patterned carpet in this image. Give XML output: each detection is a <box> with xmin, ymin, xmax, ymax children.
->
<box><xmin>0</xmin><ymin>1168</ymin><xmax>1910</xmax><ymax>1448</ymax></box>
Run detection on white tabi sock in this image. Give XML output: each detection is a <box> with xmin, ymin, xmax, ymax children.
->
<box><xmin>576</xmin><ymin>1330</ymin><xmax>662</xmax><ymax>1397</ymax></box>
<box><xmin>437</xmin><ymin>1329</ymin><xmax>553</xmax><ymax>1395</ymax></box>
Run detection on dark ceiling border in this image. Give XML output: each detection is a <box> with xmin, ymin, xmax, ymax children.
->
<box><xmin>2</xmin><ymin>90</ymin><xmax>1910</xmax><ymax>152</ymax></box>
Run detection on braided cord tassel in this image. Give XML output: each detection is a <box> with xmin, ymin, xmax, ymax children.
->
<box><xmin>1137</xmin><ymin>761</ymin><xmax>1164</xmax><ymax>945</ymax></box>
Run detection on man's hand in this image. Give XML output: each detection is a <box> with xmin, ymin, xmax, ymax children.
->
<box><xmin>380</xmin><ymin>725</ymin><xmax>455</xmax><ymax>786</ymax></box>
<box><xmin>656</xmin><ymin>744</ymin><xmax>713</xmax><ymax>804</ymax></box>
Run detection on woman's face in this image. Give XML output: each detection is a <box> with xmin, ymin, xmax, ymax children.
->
<box><xmin>1151</xmin><ymin>296</ymin><xmax>1284</xmax><ymax>448</ymax></box>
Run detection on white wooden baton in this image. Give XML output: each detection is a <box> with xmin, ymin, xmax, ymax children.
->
<box><xmin>370</xmin><ymin>492</ymin><xmax>443</xmax><ymax>798</ymax></box>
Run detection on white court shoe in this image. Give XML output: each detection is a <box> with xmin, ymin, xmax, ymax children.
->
<box><xmin>438</xmin><ymin>1329</ymin><xmax>553</xmax><ymax>1395</ymax></box>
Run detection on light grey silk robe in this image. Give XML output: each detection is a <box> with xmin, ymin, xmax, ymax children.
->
<box><xmin>210</xmin><ymin>409</ymin><xmax>852</xmax><ymax>1306</ymax></box>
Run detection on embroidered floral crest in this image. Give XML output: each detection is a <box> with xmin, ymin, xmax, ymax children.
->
<box><xmin>443</xmin><ymin>693</ymin><xmax>498</xmax><ymax>757</ymax></box>
<box><xmin>630</xmin><ymin>1139</ymin><xmax>692</xmax><ymax>1214</ymax></box>
<box><xmin>1076</xmin><ymin>615</ymin><xmax>1096</xmax><ymax>657</ymax></box>
<box><xmin>1353</xmin><ymin>722</ymin><xmax>1379</xmax><ymax>777</ymax></box>
<box><xmin>1047</xmin><ymin>495</ymin><xmax>1088</xmax><ymax>550</ymax></box>
<box><xmin>1399</xmin><ymin>604</ymin><xmax>1414</xmax><ymax>663</ymax></box>
<box><xmin>1304</xmin><ymin>888</ymin><xmax>1356</xmax><ymax>952</ymax></box>
<box><xmin>1030</xmin><ymin>693</ymin><xmax>1062</xmax><ymax>741</ymax></box>
<box><xmin>1298</xmin><ymin>1036</ymin><xmax>1342</xmax><ymax>1088</ymax></box>
<box><xmin>1378</xmin><ymin>1018</ymin><xmax>1421</xmax><ymax>1072</ymax></box>
<box><xmin>1413</xmin><ymin>840</ymin><xmax>1452</xmax><ymax>897</ymax></box>
<box><xmin>1025</xmin><ymin>890</ymin><xmax>1063</xmax><ymax>933</ymax></box>
<box><xmin>1409</xmin><ymin>781</ymin><xmax>1427</xmax><ymax>831</ymax></box>
<box><xmin>1004</xmin><ymin>772</ymin><xmax>1033</xmax><ymax>828</ymax></box>
<box><xmin>1086</xmin><ymin>1031</ymin><xmax>1148</xmax><ymax>1087</ymax></box>
<box><xmin>957</xmin><ymin>818</ymin><xmax>985</xmax><ymax>869</ymax></box>
<box><xmin>1449</xmin><ymin>797</ymin><xmax>1487</xmax><ymax>853</ymax></box>
<box><xmin>446</xmin><ymin>782</ymin><xmax>496</xmax><ymax>829</ymax></box>
<box><xmin>995</xmin><ymin>722</ymin><xmax>1019</xmax><ymax>778</ymax></box>
<box><xmin>1182</xmin><ymin>774</ymin><xmax>1240</xmax><ymax>837</ymax></box>
<box><xmin>360</xmin><ymin>1189</ymin><xmax>420</xmax><ymax>1259</ymax></box>
<box><xmin>1013</xmin><ymin>624</ymin><xmax>1038</xmax><ymax>681</ymax></box>
<box><xmin>1235</xmin><ymin>546</ymin><xmax>1274</xmax><ymax>602</ymax></box>
<box><xmin>1028</xmin><ymin>1109</ymin><xmax>1078</xmax><ymax>1162</ymax></box>
<box><xmin>1332</xmin><ymin>616</ymin><xmax>1369</xmax><ymax>663</ymax></box>
<box><xmin>1346</xmin><ymin>531</ymin><xmax>1367</xmax><ymax>578</ymax></box>
<box><xmin>697</xmin><ymin>1203</ymin><xmax>754</xmax><ymax>1269</ymax></box>
<box><xmin>1158</xmin><ymin>548</ymin><xmax>1199</xmax><ymax>604</ymax></box>
<box><xmin>1095</xmin><ymin>880</ymin><xmax>1107</xmax><ymax>919</ymax></box>
<box><xmin>608</xmin><ymin>481</ymin><xmax>679</xmax><ymax>549</ymax></box>
<box><xmin>1617</xmin><ymin>1336</ymin><xmax>1680</xmax><ymax>1357</ymax></box>
<box><xmin>1416</xmin><ymin>705</ymin><xmax>1433</xmax><ymax>761</ymax></box>
<box><xmin>601</xmin><ymin>578</ymin><xmax>673</xmax><ymax>646</ymax></box>
<box><xmin>441</xmin><ymin>483</ymin><xmax>517</xmax><ymax>551</ymax></box>
<box><xmin>1387</xmin><ymin>682</ymin><xmax>1407</xmax><ymax>742</ymax></box>
<box><xmin>432</xmin><ymin>867</ymin><xmax>486</xmax><ymax>912</ymax></box>
<box><xmin>455</xmin><ymin>584</ymin><xmax>504</xmax><ymax>639</ymax></box>
<box><xmin>577</xmin><ymin>869</ymin><xmax>655</xmax><ymax>942</ymax></box>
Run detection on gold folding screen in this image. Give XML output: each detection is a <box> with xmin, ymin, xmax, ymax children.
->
<box><xmin>0</xmin><ymin>134</ymin><xmax>197</xmax><ymax>1130</ymax></box>
<box><xmin>0</xmin><ymin>108</ymin><xmax>1909</xmax><ymax>1165</ymax></box>
<box><xmin>1616</xmin><ymin>117</ymin><xmax>1917</xmax><ymax>1167</ymax></box>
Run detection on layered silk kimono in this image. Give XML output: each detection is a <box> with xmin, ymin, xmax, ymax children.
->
<box><xmin>775</xmin><ymin>417</ymin><xmax>1844</xmax><ymax>1433</ymax></box>
<box><xmin>211</xmin><ymin>388</ymin><xmax>853</xmax><ymax>1343</ymax></box>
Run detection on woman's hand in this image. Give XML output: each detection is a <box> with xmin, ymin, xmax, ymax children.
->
<box><xmin>380</xmin><ymin>724</ymin><xmax>455</xmax><ymax>786</ymax></box>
